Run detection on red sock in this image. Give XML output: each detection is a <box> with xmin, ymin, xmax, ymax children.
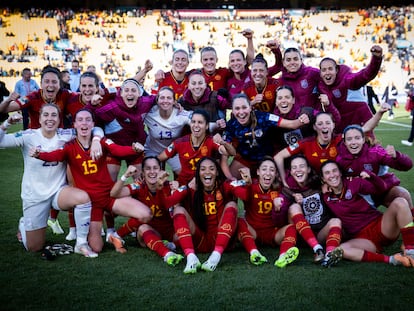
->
<box><xmin>105</xmin><ymin>212</ymin><xmax>115</xmax><ymax>229</ymax></box>
<box><xmin>50</xmin><ymin>209</ymin><xmax>59</xmax><ymax>220</ymax></box>
<box><xmin>325</xmin><ymin>226</ymin><xmax>342</xmax><ymax>253</ymax></box>
<box><xmin>280</xmin><ymin>224</ymin><xmax>297</xmax><ymax>254</ymax></box>
<box><xmin>401</xmin><ymin>226</ymin><xmax>414</xmax><ymax>250</ymax></box>
<box><xmin>173</xmin><ymin>213</ymin><xmax>194</xmax><ymax>256</ymax></box>
<box><xmin>142</xmin><ymin>230</ymin><xmax>170</xmax><ymax>258</ymax></box>
<box><xmin>291</xmin><ymin>214</ymin><xmax>318</xmax><ymax>249</ymax></box>
<box><xmin>214</xmin><ymin>206</ymin><xmax>238</xmax><ymax>254</ymax></box>
<box><xmin>362</xmin><ymin>251</ymin><xmax>389</xmax><ymax>263</ymax></box>
<box><xmin>237</xmin><ymin>218</ymin><xmax>257</xmax><ymax>254</ymax></box>
<box><xmin>117</xmin><ymin>218</ymin><xmax>142</xmax><ymax>238</ymax></box>
<box><xmin>68</xmin><ymin>209</ymin><xmax>75</xmax><ymax>227</ymax></box>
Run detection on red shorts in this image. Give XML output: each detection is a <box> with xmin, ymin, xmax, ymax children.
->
<box><xmin>90</xmin><ymin>195</ymin><xmax>116</xmax><ymax>222</ymax></box>
<box><xmin>355</xmin><ymin>216</ymin><xmax>396</xmax><ymax>252</ymax></box>
<box><xmin>106</xmin><ymin>154</ymin><xmax>143</xmax><ymax>166</ymax></box>
<box><xmin>151</xmin><ymin>219</ymin><xmax>175</xmax><ymax>242</ymax></box>
<box><xmin>254</xmin><ymin>226</ymin><xmax>279</xmax><ymax>246</ymax></box>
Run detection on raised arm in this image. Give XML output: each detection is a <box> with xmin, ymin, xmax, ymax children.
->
<box><xmin>274</xmin><ymin>148</ymin><xmax>291</xmax><ymax>187</ymax></box>
<box><xmin>0</xmin><ymin>92</ymin><xmax>21</xmax><ymax>114</ymax></box>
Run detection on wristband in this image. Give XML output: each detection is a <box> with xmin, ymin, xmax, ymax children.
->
<box><xmin>2</xmin><ymin>120</ymin><xmax>10</xmax><ymax>129</ymax></box>
<box><xmin>120</xmin><ymin>175</ymin><xmax>127</xmax><ymax>182</ymax></box>
<box><xmin>92</xmin><ymin>137</ymin><xmax>101</xmax><ymax>141</ymax></box>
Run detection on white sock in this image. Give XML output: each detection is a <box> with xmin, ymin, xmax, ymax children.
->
<box><xmin>250</xmin><ymin>249</ymin><xmax>259</xmax><ymax>255</ymax></box>
<box><xmin>74</xmin><ymin>202</ymin><xmax>92</xmax><ymax>246</ymax></box>
<box><xmin>19</xmin><ymin>217</ymin><xmax>28</xmax><ymax>250</ymax></box>
<box><xmin>313</xmin><ymin>244</ymin><xmax>323</xmax><ymax>253</ymax></box>
<box><xmin>208</xmin><ymin>251</ymin><xmax>222</xmax><ymax>265</ymax></box>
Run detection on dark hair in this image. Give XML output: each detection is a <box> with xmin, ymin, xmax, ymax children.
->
<box><xmin>200</xmin><ymin>46</ymin><xmax>217</xmax><ymax>56</ymax></box>
<box><xmin>283</xmin><ymin>47</ymin><xmax>301</xmax><ymax>59</ymax></box>
<box><xmin>319</xmin><ymin>159</ymin><xmax>342</xmax><ymax>177</ymax></box>
<box><xmin>74</xmin><ymin>108</ymin><xmax>95</xmax><ymax>122</ymax></box>
<box><xmin>193</xmin><ymin>156</ymin><xmax>225</xmax><ymax>232</ymax></box>
<box><xmin>188</xmin><ymin>69</ymin><xmax>205</xmax><ymax>80</ymax></box>
<box><xmin>41</xmin><ymin>65</ymin><xmax>61</xmax><ymax>81</ymax></box>
<box><xmin>80</xmin><ymin>71</ymin><xmax>99</xmax><ymax>87</ymax></box>
<box><xmin>319</xmin><ymin>57</ymin><xmax>339</xmax><ymax>70</ymax></box>
<box><xmin>276</xmin><ymin>85</ymin><xmax>295</xmax><ymax>98</ymax></box>
<box><xmin>142</xmin><ymin>156</ymin><xmax>162</xmax><ymax>169</ymax></box>
<box><xmin>191</xmin><ymin>109</ymin><xmax>210</xmax><ymax>126</ymax></box>
<box><xmin>252</xmin><ymin>53</ymin><xmax>268</xmax><ymax>68</ymax></box>
<box><xmin>229</xmin><ymin>49</ymin><xmax>246</xmax><ymax>60</ymax></box>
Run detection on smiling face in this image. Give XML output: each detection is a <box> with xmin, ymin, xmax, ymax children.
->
<box><xmin>79</xmin><ymin>76</ymin><xmax>98</xmax><ymax>103</ymax></box>
<box><xmin>344</xmin><ymin>128</ymin><xmax>364</xmax><ymax>155</ymax></box>
<box><xmin>313</xmin><ymin>113</ymin><xmax>335</xmax><ymax>144</ymax></box>
<box><xmin>320</xmin><ymin>59</ymin><xmax>338</xmax><ymax>86</ymax></box>
<box><xmin>251</xmin><ymin>61</ymin><xmax>267</xmax><ymax>86</ymax></box>
<box><xmin>121</xmin><ymin>81</ymin><xmax>141</xmax><ymax>108</ymax></box>
<box><xmin>228</xmin><ymin>50</ymin><xmax>246</xmax><ymax>75</ymax></box>
<box><xmin>276</xmin><ymin>88</ymin><xmax>295</xmax><ymax>115</ymax></box>
<box><xmin>190</xmin><ymin>112</ymin><xmax>208</xmax><ymax>139</ymax></box>
<box><xmin>201</xmin><ymin>50</ymin><xmax>218</xmax><ymax>75</ymax></box>
<box><xmin>257</xmin><ymin>159</ymin><xmax>277</xmax><ymax>190</ymax></box>
<box><xmin>39</xmin><ymin>104</ymin><xmax>60</xmax><ymax>135</ymax></box>
<box><xmin>283</xmin><ymin>50</ymin><xmax>302</xmax><ymax>73</ymax></box>
<box><xmin>74</xmin><ymin>110</ymin><xmax>94</xmax><ymax>139</ymax></box>
<box><xmin>188</xmin><ymin>73</ymin><xmax>207</xmax><ymax>100</ymax></box>
<box><xmin>321</xmin><ymin>162</ymin><xmax>342</xmax><ymax>191</ymax></box>
<box><xmin>290</xmin><ymin>156</ymin><xmax>311</xmax><ymax>186</ymax></box>
<box><xmin>157</xmin><ymin>88</ymin><xmax>175</xmax><ymax>113</ymax></box>
<box><xmin>172</xmin><ymin>50</ymin><xmax>189</xmax><ymax>75</ymax></box>
<box><xmin>41</xmin><ymin>72</ymin><xmax>60</xmax><ymax>102</ymax></box>
<box><xmin>232</xmin><ymin>96</ymin><xmax>252</xmax><ymax>126</ymax></box>
<box><xmin>198</xmin><ymin>158</ymin><xmax>218</xmax><ymax>191</ymax></box>
<box><xmin>142</xmin><ymin>158</ymin><xmax>161</xmax><ymax>186</ymax></box>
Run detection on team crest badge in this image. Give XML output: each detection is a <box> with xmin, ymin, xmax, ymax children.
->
<box><xmin>300</xmin><ymin>79</ymin><xmax>309</xmax><ymax>89</ymax></box>
<box><xmin>333</xmin><ymin>89</ymin><xmax>341</xmax><ymax>98</ymax></box>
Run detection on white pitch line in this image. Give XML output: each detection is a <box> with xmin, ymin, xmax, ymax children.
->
<box><xmin>379</xmin><ymin>120</ymin><xmax>411</xmax><ymax>128</ymax></box>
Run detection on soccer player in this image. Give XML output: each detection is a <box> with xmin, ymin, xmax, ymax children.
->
<box><xmin>164</xmin><ymin>157</ymin><xmax>239</xmax><ymax>273</ymax></box>
<box><xmin>337</xmin><ymin>125</ymin><xmax>413</xmax><ymax>214</ymax></box>
<box><xmin>274</xmin><ymin>155</ymin><xmax>343</xmax><ymax>267</ymax></box>
<box><xmin>318</xmin><ymin>45</ymin><xmax>383</xmax><ymax>134</ymax></box>
<box><xmin>31</xmin><ymin>108</ymin><xmax>152</xmax><ymax>253</ymax></box>
<box><xmin>0</xmin><ymin>103</ymin><xmax>102</xmax><ymax>256</ymax></box>
<box><xmin>223</xmin><ymin>94</ymin><xmax>309</xmax><ymax>180</ymax></box>
<box><xmin>320</xmin><ymin>160</ymin><xmax>414</xmax><ymax>267</ymax></box>
<box><xmin>144</xmin><ymin>86</ymin><xmax>191</xmax><ymax>174</ymax></box>
<box><xmin>177</xmin><ymin>71</ymin><xmax>230</xmax><ymax>128</ymax></box>
<box><xmin>108</xmin><ymin>158</ymin><xmax>184</xmax><ymax>267</ymax></box>
<box><xmin>158</xmin><ymin>109</ymin><xmax>235</xmax><ymax>184</ymax></box>
<box><xmin>93</xmin><ymin>78</ymin><xmax>156</xmax><ymax>181</ymax></box>
<box><xmin>157</xmin><ymin>49</ymin><xmax>190</xmax><ymax>99</ymax></box>
<box><xmin>0</xmin><ymin>66</ymin><xmax>76</xmax><ymax>129</ymax></box>
<box><xmin>243</xmin><ymin>54</ymin><xmax>281</xmax><ymax>113</ymax></box>
<box><xmin>233</xmin><ymin>157</ymin><xmax>300</xmax><ymax>268</ymax></box>
<box><xmin>272</xmin><ymin>85</ymin><xmax>340</xmax><ymax>153</ymax></box>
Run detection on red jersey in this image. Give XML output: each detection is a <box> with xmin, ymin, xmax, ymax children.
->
<box><xmin>164</xmin><ymin>181</ymin><xmax>235</xmax><ymax>234</ymax></box>
<box><xmin>158</xmin><ymin>71</ymin><xmax>189</xmax><ymax>99</ymax></box>
<box><xmin>287</xmin><ymin>134</ymin><xmax>342</xmax><ymax>172</ymax></box>
<box><xmin>16</xmin><ymin>89</ymin><xmax>75</xmax><ymax>129</ymax></box>
<box><xmin>163</xmin><ymin>134</ymin><xmax>220</xmax><ymax>184</ymax></box>
<box><xmin>38</xmin><ymin>137</ymin><xmax>138</xmax><ymax>202</ymax></box>
<box><xmin>243</xmin><ymin>77</ymin><xmax>281</xmax><ymax>112</ymax></box>
<box><xmin>232</xmin><ymin>180</ymin><xmax>280</xmax><ymax>230</ymax></box>
<box><xmin>127</xmin><ymin>182</ymin><xmax>174</xmax><ymax>234</ymax></box>
<box><xmin>201</xmin><ymin>67</ymin><xmax>232</xmax><ymax>91</ymax></box>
